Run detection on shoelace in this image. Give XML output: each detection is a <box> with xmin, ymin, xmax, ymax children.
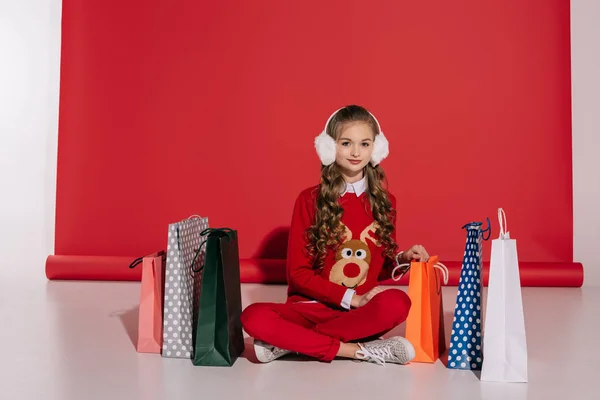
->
<box><xmin>272</xmin><ymin>347</ymin><xmax>289</xmax><ymax>356</ymax></box>
<box><xmin>355</xmin><ymin>343</ymin><xmax>391</xmax><ymax>366</ymax></box>
<box><xmin>261</xmin><ymin>344</ymin><xmax>291</xmax><ymax>361</ymax></box>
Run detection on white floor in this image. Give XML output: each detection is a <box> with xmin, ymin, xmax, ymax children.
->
<box><xmin>1</xmin><ymin>277</ymin><xmax>597</xmax><ymax>400</ymax></box>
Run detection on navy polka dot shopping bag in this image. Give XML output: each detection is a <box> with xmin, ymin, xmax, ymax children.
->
<box><xmin>447</xmin><ymin>219</ymin><xmax>491</xmax><ymax>371</ymax></box>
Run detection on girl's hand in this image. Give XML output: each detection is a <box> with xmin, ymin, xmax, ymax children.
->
<box><xmin>351</xmin><ymin>287</ymin><xmax>384</xmax><ymax>308</ymax></box>
<box><xmin>403</xmin><ymin>245</ymin><xmax>430</xmax><ymax>262</ymax></box>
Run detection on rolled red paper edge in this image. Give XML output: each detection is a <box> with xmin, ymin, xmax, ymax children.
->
<box><xmin>378</xmin><ymin>261</ymin><xmax>585</xmax><ymax>288</ymax></box>
<box><xmin>46</xmin><ymin>256</ymin><xmax>584</xmax><ymax>287</ymax></box>
<box><xmin>46</xmin><ymin>255</ymin><xmax>143</xmax><ymax>281</ymax></box>
<box><xmin>239</xmin><ymin>259</ymin><xmax>585</xmax><ymax>287</ymax></box>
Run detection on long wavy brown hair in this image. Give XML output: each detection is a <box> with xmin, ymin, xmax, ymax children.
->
<box><xmin>305</xmin><ymin>105</ymin><xmax>399</xmax><ymax>268</ymax></box>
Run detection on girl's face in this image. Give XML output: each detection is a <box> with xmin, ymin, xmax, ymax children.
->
<box><xmin>335</xmin><ymin>122</ymin><xmax>375</xmax><ymax>181</ymax></box>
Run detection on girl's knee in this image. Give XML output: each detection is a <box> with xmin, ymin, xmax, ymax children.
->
<box><xmin>387</xmin><ymin>288</ymin><xmax>411</xmax><ymax>307</ymax></box>
<box><xmin>240</xmin><ymin>303</ymin><xmax>265</xmax><ymax>333</ymax></box>
<box><xmin>377</xmin><ymin>289</ymin><xmax>412</xmax><ymax>323</ymax></box>
<box><xmin>240</xmin><ymin>302</ymin><xmax>271</xmax><ymax>334</ymax></box>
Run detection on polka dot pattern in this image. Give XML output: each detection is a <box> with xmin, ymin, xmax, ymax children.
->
<box><xmin>162</xmin><ymin>217</ymin><xmax>209</xmax><ymax>359</ymax></box>
<box><xmin>448</xmin><ymin>223</ymin><xmax>484</xmax><ymax>371</ymax></box>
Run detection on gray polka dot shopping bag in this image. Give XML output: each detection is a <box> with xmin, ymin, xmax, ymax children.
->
<box><xmin>161</xmin><ymin>215</ymin><xmax>209</xmax><ymax>359</ymax></box>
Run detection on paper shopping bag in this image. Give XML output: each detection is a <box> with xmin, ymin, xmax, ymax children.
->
<box><xmin>130</xmin><ymin>251</ymin><xmax>166</xmax><ymax>353</ymax></box>
<box><xmin>193</xmin><ymin>228</ymin><xmax>244</xmax><ymax>367</ymax></box>
<box><xmin>393</xmin><ymin>255</ymin><xmax>448</xmax><ymax>363</ymax></box>
<box><xmin>162</xmin><ymin>215</ymin><xmax>209</xmax><ymax>359</ymax></box>
<box><xmin>447</xmin><ymin>219</ymin><xmax>490</xmax><ymax>371</ymax></box>
<box><xmin>481</xmin><ymin>208</ymin><xmax>528</xmax><ymax>382</ymax></box>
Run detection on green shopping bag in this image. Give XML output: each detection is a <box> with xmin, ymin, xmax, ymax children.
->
<box><xmin>192</xmin><ymin>228</ymin><xmax>244</xmax><ymax>366</ymax></box>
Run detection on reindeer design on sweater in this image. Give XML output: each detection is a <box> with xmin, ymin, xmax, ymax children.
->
<box><xmin>329</xmin><ymin>222</ymin><xmax>381</xmax><ymax>289</ymax></box>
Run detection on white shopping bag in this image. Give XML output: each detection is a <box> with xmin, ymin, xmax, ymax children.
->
<box><xmin>481</xmin><ymin>208</ymin><xmax>528</xmax><ymax>382</ymax></box>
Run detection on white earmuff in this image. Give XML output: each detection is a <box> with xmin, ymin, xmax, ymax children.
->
<box><xmin>314</xmin><ymin>107</ymin><xmax>390</xmax><ymax>167</ymax></box>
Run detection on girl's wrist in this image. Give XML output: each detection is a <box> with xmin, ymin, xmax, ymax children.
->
<box><xmin>350</xmin><ymin>293</ymin><xmax>362</xmax><ymax>308</ymax></box>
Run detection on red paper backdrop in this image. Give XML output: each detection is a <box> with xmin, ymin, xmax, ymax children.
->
<box><xmin>55</xmin><ymin>0</ymin><xmax>573</xmax><ymax>266</ymax></box>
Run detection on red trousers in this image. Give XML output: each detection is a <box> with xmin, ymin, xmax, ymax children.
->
<box><xmin>240</xmin><ymin>288</ymin><xmax>412</xmax><ymax>362</ymax></box>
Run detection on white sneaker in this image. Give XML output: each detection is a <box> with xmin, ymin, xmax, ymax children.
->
<box><xmin>355</xmin><ymin>336</ymin><xmax>416</xmax><ymax>366</ymax></box>
<box><xmin>254</xmin><ymin>340</ymin><xmax>292</xmax><ymax>363</ymax></box>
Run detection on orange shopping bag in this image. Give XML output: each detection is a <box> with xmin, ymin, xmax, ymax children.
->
<box><xmin>129</xmin><ymin>251</ymin><xmax>166</xmax><ymax>353</ymax></box>
<box><xmin>392</xmin><ymin>255</ymin><xmax>448</xmax><ymax>363</ymax></box>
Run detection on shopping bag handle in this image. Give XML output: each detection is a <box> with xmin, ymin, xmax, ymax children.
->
<box><xmin>498</xmin><ymin>208</ymin><xmax>510</xmax><ymax>239</ymax></box>
<box><xmin>191</xmin><ymin>240</ymin><xmax>208</xmax><ymax>273</ymax></box>
<box><xmin>481</xmin><ymin>217</ymin><xmax>492</xmax><ymax>241</ymax></box>
<box><xmin>433</xmin><ymin>262</ymin><xmax>449</xmax><ymax>294</ymax></box>
<box><xmin>433</xmin><ymin>262</ymin><xmax>449</xmax><ymax>285</ymax></box>
<box><xmin>391</xmin><ymin>251</ymin><xmax>410</xmax><ymax>282</ymax></box>
<box><xmin>391</xmin><ymin>256</ymin><xmax>449</xmax><ymax>289</ymax></box>
<box><xmin>190</xmin><ymin>228</ymin><xmax>236</xmax><ymax>273</ymax></box>
<box><xmin>200</xmin><ymin>227</ymin><xmax>234</xmax><ymax>238</ymax></box>
<box><xmin>461</xmin><ymin>218</ymin><xmax>492</xmax><ymax>241</ymax></box>
<box><xmin>128</xmin><ymin>257</ymin><xmax>143</xmax><ymax>269</ymax></box>
<box><xmin>391</xmin><ymin>263</ymin><xmax>411</xmax><ymax>282</ymax></box>
<box><xmin>128</xmin><ymin>251</ymin><xmax>166</xmax><ymax>270</ymax></box>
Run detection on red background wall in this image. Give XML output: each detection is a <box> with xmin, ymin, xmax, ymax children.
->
<box><xmin>55</xmin><ymin>0</ymin><xmax>573</xmax><ymax>267</ymax></box>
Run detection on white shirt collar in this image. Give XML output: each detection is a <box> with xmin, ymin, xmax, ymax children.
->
<box><xmin>341</xmin><ymin>176</ymin><xmax>367</xmax><ymax>197</ymax></box>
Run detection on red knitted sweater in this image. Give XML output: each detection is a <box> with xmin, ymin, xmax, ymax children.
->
<box><xmin>285</xmin><ymin>185</ymin><xmax>397</xmax><ymax>308</ymax></box>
